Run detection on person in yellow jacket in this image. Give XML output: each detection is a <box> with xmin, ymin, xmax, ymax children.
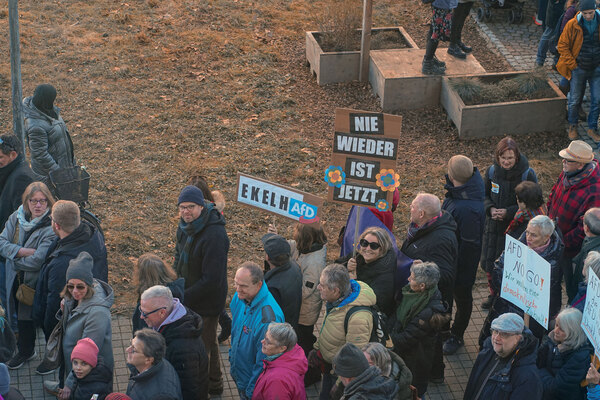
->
<box><xmin>307</xmin><ymin>264</ymin><xmax>376</xmax><ymax>400</ymax></box>
<box><xmin>557</xmin><ymin>0</ymin><xmax>600</xmax><ymax>141</ymax></box>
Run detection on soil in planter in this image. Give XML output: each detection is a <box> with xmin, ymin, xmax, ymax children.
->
<box><xmin>450</xmin><ymin>71</ymin><xmax>557</xmax><ymax>105</ymax></box>
<box><xmin>315</xmin><ymin>30</ymin><xmax>410</xmax><ymax>52</ymax></box>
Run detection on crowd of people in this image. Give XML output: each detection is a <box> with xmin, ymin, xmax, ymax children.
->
<box><xmin>1</xmin><ymin>83</ymin><xmax>600</xmax><ymax>400</ymax></box>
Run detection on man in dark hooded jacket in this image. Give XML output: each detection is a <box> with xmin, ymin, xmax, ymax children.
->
<box><xmin>173</xmin><ymin>185</ymin><xmax>229</xmax><ymax>396</ymax></box>
<box><xmin>441</xmin><ymin>155</ymin><xmax>485</xmax><ymax>355</ymax></box>
<box><xmin>140</xmin><ymin>285</ymin><xmax>208</xmax><ymax>400</ymax></box>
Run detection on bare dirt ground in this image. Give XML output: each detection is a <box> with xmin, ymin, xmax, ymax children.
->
<box><xmin>0</xmin><ymin>0</ymin><xmax>567</xmax><ymax>313</ymax></box>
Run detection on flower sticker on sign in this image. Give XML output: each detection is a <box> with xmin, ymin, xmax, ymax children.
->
<box><xmin>375</xmin><ymin>169</ymin><xmax>400</xmax><ymax>191</ymax></box>
<box><xmin>375</xmin><ymin>199</ymin><xmax>389</xmax><ymax>212</ymax></box>
<box><xmin>324</xmin><ymin>166</ymin><xmax>346</xmax><ymax>188</ymax></box>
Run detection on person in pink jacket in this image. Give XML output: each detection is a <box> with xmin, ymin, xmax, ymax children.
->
<box><xmin>252</xmin><ymin>322</ymin><xmax>307</xmax><ymax>400</ymax></box>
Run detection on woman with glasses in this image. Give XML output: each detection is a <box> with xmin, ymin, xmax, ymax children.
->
<box><xmin>0</xmin><ymin>182</ymin><xmax>55</xmax><ymax>369</ymax></box>
<box><xmin>43</xmin><ymin>251</ymin><xmax>114</xmax><ymax>399</ymax></box>
<box><xmin>337</xmin><ymin>226</ymin><xmax>396</xmax><ymax>317</ymax></box>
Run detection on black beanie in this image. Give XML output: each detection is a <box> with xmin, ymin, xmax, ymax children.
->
<box><xmin>333</xmin><ymin>343</ymin><xmax>370</xmax><ymax>378</ymax></box>
<box><xmin>178</xmin><ymin>185</ymin><xmax>205</xmax><ymax>207</ymax></box>
<box><xmin>66</xmin><ymin>252</ymin><xmax>94</xmax><ymax>286</ymax></box>
<box><xmin>581</xmin><ymin>0</ymin><xmax>596</xmax><ymax>11</ymax></box>
<box><xmin>32</xmin><ymin>84</ymin><xmax>58</xmax><ymax>119</ymax></box>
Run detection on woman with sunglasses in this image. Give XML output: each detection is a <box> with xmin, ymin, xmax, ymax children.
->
<box><xmin>0</xmin><ymin>182</ymin><xmax>56</xmax><ymax>369</ymax></box>
<box><xmin>336</xmin><ymin>227</ymin><xmax>396</xmax><ymax>317</ymax></box>
<box><xmin>44</xmin><ymin>251</ymin><xmax>114</xmax><ymax>399</ymax></box>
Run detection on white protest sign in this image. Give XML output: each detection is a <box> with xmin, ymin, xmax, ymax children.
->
<box><xmin>582</xmin><ymin>267</ymin><xmax>600</xmax><ymax>358</ymax></box>
<box><xmin>500</xmin><ymin>235</ymin><xmax>551</xmax><ymax>329</ymax></box>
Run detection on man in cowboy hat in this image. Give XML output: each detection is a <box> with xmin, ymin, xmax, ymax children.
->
<box><xmin>548</xmin><ymin>140</ymin><xmax>600</xmax><ymax>301</ymax></box>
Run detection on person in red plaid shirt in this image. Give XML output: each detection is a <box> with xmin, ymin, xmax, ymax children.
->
<box><xmin>547</xmin><ymin>140</ymin><xmax>600</xmax><ymax>302</ymax></box>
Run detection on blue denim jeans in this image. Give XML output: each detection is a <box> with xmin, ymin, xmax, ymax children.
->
<box><xmin>568</xmin><ymin>66</ymin><xmax>600</xmax><ymax>129</ymax></box>
<box><xmin>536</xmin><ymin>26</ymin><xmax>555</xmax><ymax>65</ymax></box>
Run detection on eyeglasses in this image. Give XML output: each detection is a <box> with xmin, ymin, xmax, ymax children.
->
<box><xmin>359</xmin><ymin>239</ymin><xmax>381</xmax><ymax>250</ymax></box>
<box><xmin>28</xmin><ymin>198</ymin><xmax>48</xmax><ymax>205</ymax></box>
<box><xmin>67</xmin><ymin>284</ymin><xmax>87</xmax><ymax>291</ymax></box>
<box><xmin>138</xmin><ymin>305</ymin><xmax>166</xmax><ymax>318</ymax></box>
<box><xmin>491</xmin><ymin>330</ymin><xmax>518</xmax><ymax>339</ymax></box>
<box><xmin>562</xmin><ymin>159</ymin><xmax>579</xmax><ymax>164</ymax></box>
<box><xmin>178</xmin><ymin>204</ymin><xmax>197</xmax><ymax>212</ymax></box>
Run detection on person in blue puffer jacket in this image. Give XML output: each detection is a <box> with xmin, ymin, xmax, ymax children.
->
<box><xmin>587</xmin><ymin>362</ymin><xmax>600</xmax><ymax>400</ymax></box>
<box><xmin>421</xmin><ymin>0</ymin><xmax>458</xmax><ymax>74</ymax></box>
<box><xmin>229</xmin><ymin>262</ymin><xmax>284</xmax><ymax>399</ymax></box>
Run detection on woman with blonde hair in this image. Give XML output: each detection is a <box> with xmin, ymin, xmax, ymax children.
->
<box><xmin>0</xmin><ymin>181</ymin><xmax>56</xmax><ymax>369</ymax></box>
<box><xmin>131</xmin><ymin>253</ymin><xmax>184</xmax><ymax>334</ymax></box>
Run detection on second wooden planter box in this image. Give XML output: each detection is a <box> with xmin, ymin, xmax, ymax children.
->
<box><xmin>440</xmin><ymin>72</ymin><xmax>566</xmax><ymax>139</ymax></box>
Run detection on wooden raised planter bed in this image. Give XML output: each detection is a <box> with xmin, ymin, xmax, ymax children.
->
<box><xmin>305</xmin><ymin>27</ymin><xmax>418</xmax><ymax>85</ymax></box>
<box><xmin>440</xmin><ymin>72</ymin><xmax>566</xmax><ymax>139</ymax></box>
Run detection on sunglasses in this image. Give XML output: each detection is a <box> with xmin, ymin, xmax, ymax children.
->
<box><xmin>359</xmin><ymin>239</ymin><xmax>381</xmax><ymax>250</ymax></box>
<box><xmin>138</xmin><ymin>305</ymin><xmax>166</xmax><ymax>318</ymax></box>
<box><xmin>67</xmin><ymin>284</ymin><xmax>87</xmax><ymax>291</ymax></box>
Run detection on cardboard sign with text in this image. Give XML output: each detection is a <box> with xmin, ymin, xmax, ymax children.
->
<box><xmin>582</xmin><ymin>267</ymin><xmax>600</xmax><ymax>358</ymax></box>
<box><xmin>236</xmin><ymin>173</ymin><xmax>324</xmax><ymax>221</ymax></box>
<box><xmin>325</xmin><ymin>108</ymin><xmax>402</xmax><ymax>211</ymax></box>
<box><xmin>500</xmin><ymin>235</ymin><xmax>551</xmax><ymax>329</ymax></box>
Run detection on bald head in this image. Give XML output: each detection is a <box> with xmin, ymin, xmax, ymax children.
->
<box><xmin>410</xmin><ymin>193</ymin><xmax>441</xmax><ymax>226</ymax></box>
<box><xmin>584</xmin><ymin>208</ymin><xmax>600</xmax><ymax>236</ymax></box>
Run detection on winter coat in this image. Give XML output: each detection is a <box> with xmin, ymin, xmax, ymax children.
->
<box><xmin>22</xmin><ymin>96</ymin><xmax>75</xmax><ymax>182</ymax></box>
<box><xmin>159</xmin><ymin>305</ymin><xmax>209</xmax><ymax>400</ymax></box>
<box><xmin>570</xmin><ymin>281</ymin><xmax>588</xmax><ymax>312</ymax></box>
<box><xmin>341</xmin><ymin>365</ymin><xmax>398</xmax><ymax>400</ymax></box>
<box><xmin>481</xmin><ymin>156</ymin><xmax>537</xmax><ymax>273</ymax></box>
<box><xmin>0</xmin><ymin>154</ymin><xmax>34</xmax><ymax>233</ymax></box>
<box><xmin>126</xmin><ymin>359</ymin><xmax>183</xmax><ymax>400</ymax></box>
<box><xmin>229</xmin><ymin>280</ymin><xmax>285</xmax><ymax>399</ymax></box>
<box><xmin>536</xmin><ymin>333</ymin><xmax>592</xmax><ymax>400</ymax></box>
<box><xmin>432</xmin><ymin>0</ymin><xmax>458</xmax><ymax>11</ymax></box>
<box><xmin>1</xmin><ymin>388</ymin><xmax>25</xmax><ymax>400</ymax></box>
<box><xmin>314</xmin><ymin>280</ymin><xmax>376</xmax><ymax>363</ymax></box>
<box><xmin>132</xmin><ymin>278</ymin><xmax>185</xmax><ymax>334</ymax></box>
<box><xmin>337</xmin><ymin>250</ymin><xmax>397</xmax><ymax>317</ymax></box>
<box><xmin>174</xmin><ymin>207</ymin><xmax>229</xmax><ymax>317</ymax></box>
<box><xmin>590</xmin><ymin>385</ymin><xmax>600</xmax><ymax>400</ymax></box>
<box><xmin>63</xmin><ymin>280</ymin><xmax>114</xmax><ymax>390</ymax></box>
<box><xmin>264</xmin><ymin>258</ymin><xmax>303</xmax><ymax>328</ymax></box>
<box><xmin>464</xmin><ymin>330</ymin><xmax>543</xmax><ymax>400</ymax></box>
<box><xmin>389</xmin><ymin>288</ymin><xmax>446</xmax><ymax>396</ymax></box>
<box><xmin>401</xmin><ymin>210</ymin><xmax>458</xmax><ymax>305</ymax></box>
<box><xmin>547</xmin><ymin>160</ymin><xmax>600</xmax><ymax>258</ymax></box>
<box><xmin>387</xmin><ymin>349</ymin><xmax>413</xmax><ymax>400</ymax></box>
<box><xmin>557</xmin><ymin>11</ymin><xmax>600</xmax><ymax>79</ymax></box>
<box><xmin>0</xmin><ymin>210</ymin><xmax>55</xmax><ymax>321</ymax></box>
<box><xmin>570</xmin><ymin>235</ymin><xmax>600</xmax><ymax>301</ymax></box>
<box><xmin>33</xmin><ymin>221</ymin><xmax>108</xmax><ymax>336</ymax></box>
<box><xmin>68</xmin><ymin>356</ymin><xmax>113</xmax><ymax>400</ymax></box>
<box><xmin>442</xmin><ymin>168</ymin><xmax>485</xmax><ymax>288</ymax></box>
<box><xmin>290</xmin><ymin>240</ymin><xmax>327</xmax><ymax>327</ymax></box>
<box><xmin>252</xmin><ymin>343</ymin><xmax>308</xmax><ymax>400</ymax></box>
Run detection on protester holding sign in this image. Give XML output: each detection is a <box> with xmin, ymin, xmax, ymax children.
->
<box><xmin>586</xmin><ymin>363</ymin><xmax>600</xmax><ymax>399</ymax></box>
<box><xmin>571</xmin><ymin>251</ymin><xmax>600</xmax><ymax>311</ymax></box>
<box><xmin>480</xmin><ymin>137</ymin><xmax>537</xmax><ymax>310</ymax></box>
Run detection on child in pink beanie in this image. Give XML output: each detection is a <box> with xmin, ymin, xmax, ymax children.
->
<box><xmin>63</xmin><ymin>338</ymin><xmax>113</xmax><ymax>400</ymax></box>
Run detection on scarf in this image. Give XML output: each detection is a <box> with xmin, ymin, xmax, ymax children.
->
<box><xmin>505</xmin><ymin>205</ymin><xmax>547</xmax><ymax>235</ymax></box>
<box><xmin>407</xmin><ymin>212</ymin><xmax>442</xmax><ymax>240</ymax></box>
<box><xmin>265</xmin><ymin>352</ymin><xmax>284</xmax><ymax>361</ymax></box>
<box><xmin>175</xmin><ymin>203</ymin><xmax>215</xmax><ymax>279</ymax></box>
<box><xmin>16</xmin><ymin>205</ymin><xmax>49</xmax><ymax>232</ymax></box>
<box><xmin>562</xmin><ymin>161</ymin><xmax>596</xmax><ymax>188</ymax></box>
<box><xmin>531</xmin><ymin>237</ymin><xmax>551</xmax><ymax>253</ymax></box>
<box><xmin>395</xmin><ymin>285</ymin><xmax>437</xmax><ymax>330</ymax></box>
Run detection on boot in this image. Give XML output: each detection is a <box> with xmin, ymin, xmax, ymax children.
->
<box><xmin>588</xmin><ymin>129</ymin><xmax>600</xmax><ymax>142</ymax></box>
<box><xmin>458</xmin><ymin>41</ymin><xmax>472</xmax><ymax>53</ymax></box>
<box><xmin>433</xmin><ymin>55</ymin><xmax>446</xmax><ymax>68</ymax></box>
<box><xmin>569</xmin><ymin>125</ymin><xmax>578</xmax><ymax>140</ymax></box>
<box><xmin>447</xmin><ymin>43</ymin><xmax>467</xmax><ymax>59</ymax></box>
<box><xmin>422</xmin><ymin>59</ymin><xmax>446</xmax><ymax>75</ymax></box>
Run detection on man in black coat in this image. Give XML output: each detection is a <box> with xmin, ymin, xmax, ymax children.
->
<box><xmin>401</xmin><ymin>193</ymin><xmax>458</xmax><ymax>382</ymax></box>
<box><xmin>261</xmin><ymin>233</ymin><xmax>302</xmax><ymax>328</ymax></box>
<box><xmin>140</xmin><ymin>285</ymin><xmax>209</xmax><ymax>400</ymax></box>
<box><xmin>0</xmin><ymin>134</ymin><xmax>34</xmax><ymax>307</ymax></box>
<box><xmin>173</xmin><ymin>185</ymin><xmax>229</xmax><ymax>395</ymax></box>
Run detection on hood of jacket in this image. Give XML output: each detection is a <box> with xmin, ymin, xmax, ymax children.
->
<box><xmin>444</xmin><ymin>167</ymin><xmax>485</xmax><ymax>201</ymax></box>
<box><xmin>159</xmin><ymin>306</ymin><xmax>203</xmax><ymax>341</ymax></box>
<box><xmin>335</xmin><ymin>280</ymin><xmax>376</xmax><ymax>309</ymax></box>
<box><xmin>23</xmin><ymin>96</ymin><xmax>61</xmax><ymax>122</ymax></box>
<box><xmin>75</xmin><ymin>356</ymin><xmax>113</xmax><ymax>385</ymax></box>
<box><xmin>343</xmin><ymin>365</ymin><xmax>398</xmax><ymax>398</ymax></box>
<box><xmin>409</xmin><ymin>210</ymin><xmax>457</xmax><ymax>242</ymax></box>
<box><xmin>55</xmin><ymin>222</ymin><xmax>94</xmax><ymax>255</ymax></box>
<box><xmin>483</xmin><ymin>329</ymin><xmax>539</xmax><ymax>375</ymax></box>
<box><xmin>262</xmin><ymin>343</ymin><xmax>307</xmax><ymax>376</ymax></box>
<box><xmin>68</xmin><ymin>279</ymin><xmax>114</xmax><ymax>315</ymax></box>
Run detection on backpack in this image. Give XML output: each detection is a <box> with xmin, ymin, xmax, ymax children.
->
<box><xmin>343</xmin><ymin>305</ymin><xmax>389</xmax><ymax>345</ymax></box>
<box><xmin>488</xmin><ymin>164</ymin><xmax>537</xmax><ymax>183</ymax></box>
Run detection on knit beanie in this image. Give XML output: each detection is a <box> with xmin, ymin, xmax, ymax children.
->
<box><xmin>581</xmin><ymin>0</ymin><xmax>596</xmax><ymax>10</ymax></box>
<box><xmin>333</xmin><ymin>343</ymin><xmax>370</xmax><ymax>378</ymax></box>
<box><xmin>66</xmin><ymin>252</ymin><xmax>94</xmax><ymax>286</ymax></box>
<box><xmin>71</xmin><ymin>338</ymin><xmax>99</xmax><ymax>368</ymax></box>
<box><xmin>105</xmin><ymin>394</ymin><xmax>132</xmax><ymax>400</ymax></box>
<box><xmin>448</xmin><ymin>155</ymin><xmax>474</xmax><ymax>185</ymax></box>
<box><xmin>0</xmin><ymin>363</ymin><xmax>9</xmax><ymax>395</ymax></box>
<box><xmin>178</xmin><ymin>185</ymin><xmax>205</xmax><ymax>207</ymax></box>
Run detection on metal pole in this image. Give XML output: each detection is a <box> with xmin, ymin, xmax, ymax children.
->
<box><xmin>9</xmin><ymin>0</ymin><xmax>25</xmax><ymax>150</ymax></box>
<box><xmin>359</xmin><ymin>0</ymin><xmax>373</xmax><ymax>82</ymax></box>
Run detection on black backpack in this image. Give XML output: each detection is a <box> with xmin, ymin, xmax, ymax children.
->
<box><xmin>343</xmin><ymin>305</ymin><xmax>389</xmax><ymax>345</ymax></box>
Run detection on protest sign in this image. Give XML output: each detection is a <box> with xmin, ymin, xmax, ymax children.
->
<box><xmin>582</xmin><ymin>267</ymin><xmax>600</xmax><ymax>358</ymax></box>
<box><xmin>236</xmin><ymin>173</ymin><xmax>324</xmax><ymax>221</ymax></box>
<box><xmin>500</xmin><ymin>235</ymin><xmax>551</xmax><ymax>329</ymax></box>
<box><xmin>325</xmin><ymin>108</ymin><xmax>402</xmax><ymax>211</ymax></box>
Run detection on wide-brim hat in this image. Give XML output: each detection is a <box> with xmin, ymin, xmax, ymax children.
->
<box><xmin>559</xmin><ymin>140</ymin><xmax>594</xmax><ymax>163</ymax></box>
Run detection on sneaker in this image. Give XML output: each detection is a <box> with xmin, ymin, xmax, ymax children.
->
<box><xmin>6</xmin><ymin>351</ymin><xmax>37</xmax><ymax>369</ymax></box>
<box><xmin>36</xmin><ymin>359</ymin><xmax>59</xmax><ymax>375</ymax></box>
<box><xmin>422</xmin><ymin>59</ymin><xmax>446</xmax><ymax>75</ymax></box>
<box><xmin>481</xmin><ymin>295</ymin><xmax>494</xmax><ymax>310</ymax></box>
<box><xmin>443</xmin><ymin>335</ymin><xmax>465</xmax><ymax>355</ymax></box>
<box><xmin>569</xmin><ymin>125</ymin><xmax>579</xmax><ymax>140</ymax></box>
<box><xmin>432</xmin><ymin>55</ymin><xmax>446</xmax><ymax>68</ymax></box>
<box><xmin>458</xmin><ymin>41</ymin><xmax>472</xmax><ymax>53</ymax></box>
<box><xmin>588</xmin><ymin>129</ymin><xmax>600</xmax><ymax>142</ymax></box>
<box><xmin>43</xmin><ymin>380</ymin><xmax>60</xmax><ymax>397</ymax></box>
<box><xmin>447</xmin><ymin>43</ymin><xmax>467</xmax><ymax>59</ymax></box>
<box><xmin>533</xmin><ymin>13</ymin><xmax>542</xmax><ymax>25</ymax></box>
